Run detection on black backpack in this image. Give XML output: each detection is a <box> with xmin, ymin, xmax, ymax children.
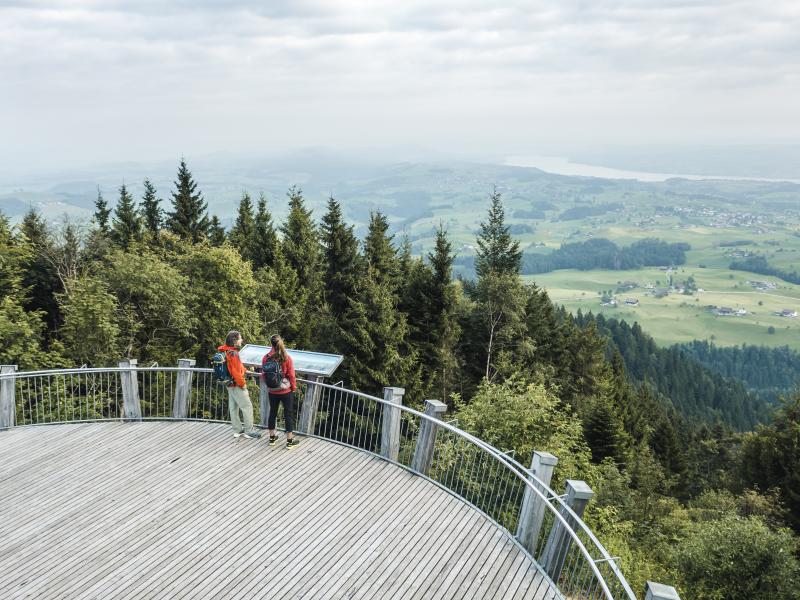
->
<box><xmin>262</xmin><ymin>357</ymin><xmax>284</xmax><ymax>390</ymax></box>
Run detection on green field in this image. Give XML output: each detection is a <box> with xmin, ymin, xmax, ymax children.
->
<box><xmin>526</xmin><ymin>267</ymin><xmax>800</xmax><ymax>349</ymax></box>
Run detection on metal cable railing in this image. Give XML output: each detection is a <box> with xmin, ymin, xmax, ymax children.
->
<box><xmin>0</xmin><ymin>366</ymin><xmax>636</xmax><ymax>600</ymax></box>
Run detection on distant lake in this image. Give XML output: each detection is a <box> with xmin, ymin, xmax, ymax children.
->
<box><xmin>505</xmin><ymin>155</ymin><xmax>800</xmax><ymax>184</ymax></box>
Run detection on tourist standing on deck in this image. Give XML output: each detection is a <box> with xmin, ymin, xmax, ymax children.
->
<box><xmin>219</xmin><ymin>330</ymin><xmax>261</xmax><ymax>439</ymax></box>
<box><xmin>262</xmin><ymin>334</ymin><xmax>298</xmax><ymax>448</ymax></box>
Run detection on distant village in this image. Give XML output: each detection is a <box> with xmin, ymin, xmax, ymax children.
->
<box><xmin>597</xmin><ymin>274</ymin><xmax>797</xmax><ymax>319</ymax></box>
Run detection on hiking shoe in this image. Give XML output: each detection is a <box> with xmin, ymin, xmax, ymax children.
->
<box><xmin>286</xmin><ymin>438</ymin><xmax>299</xmax><ymax>449</ymax></box>
<box><xmin>243</xmin><ymin>430</ymin><xmax>262</xmax><ymax>439</ymax></box>
<box><xmin>233</xmin><ymin>431</ymin><xmax>245</xmax><ymax>438</ymax></box>
<box><xmin>268</xmin><ymin>435</ymin><xmax>278</xmax><ymax>446</ymax></box>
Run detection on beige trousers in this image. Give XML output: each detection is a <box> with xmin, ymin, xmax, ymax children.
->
<box><xmin>227</xmin><ymin>385</ymin><xmax>254</xmax><ymax>433</ymax></box>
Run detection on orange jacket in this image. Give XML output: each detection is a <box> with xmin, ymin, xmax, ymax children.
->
<box><xmin>218</xmin><ymin>344</ymin><xmax>246</xmax><ymax>388</ymax></box>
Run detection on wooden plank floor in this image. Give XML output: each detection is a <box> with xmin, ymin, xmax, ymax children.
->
<box><xmin>0</xmin><ymin>422</ymin><xmax>558</xmax><ymax>600</ymax></box>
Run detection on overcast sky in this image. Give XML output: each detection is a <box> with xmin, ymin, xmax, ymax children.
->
<box><xmin>2</xmin><ymin>0</ymin><xmax>799</xmax><ymax>170</ymax></box>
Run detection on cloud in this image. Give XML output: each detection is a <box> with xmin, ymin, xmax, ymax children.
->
<box><xmin>1</xmin><ymin>0</ymin><xmax>799</xmax><ymax>169</ymax></box>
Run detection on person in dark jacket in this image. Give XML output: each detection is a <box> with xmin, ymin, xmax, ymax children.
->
<box><xmin>219</xmin><ymin>330</ymin><xmax>261</xmax><ymax>439</ymax></box>
<box><xmin>262</xmin><ymin>334</ymin><xmax>298</xmax><ymax>448</ymax></box>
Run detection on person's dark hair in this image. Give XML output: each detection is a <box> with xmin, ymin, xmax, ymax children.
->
<box><xmin>270</xmin><ymin>334</ymin><xmax>288</xmax><ymax>364</ymax></box>
<box><xmin>225</xmin><ymin>330</ymin><xmax>242</xmax><ymax>346</ymax></box>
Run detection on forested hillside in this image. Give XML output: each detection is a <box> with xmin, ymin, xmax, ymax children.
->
<box><xmin>584</xmin><ymin>315</ymin><xmax>768</xmax><ymax>430</ymax></box>
<box><xmin>1</xmin><ymin>160</ymin><xmax>798</xmax><ymax>599</ymax></box>
<box><xmin>679</xmin><ymin>341</ymin><xmax>800</xmax><ymax>402</ymax></box>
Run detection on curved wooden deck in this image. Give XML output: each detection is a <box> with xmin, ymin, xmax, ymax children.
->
<box><xmin>0</xmin><ymin>421</ymin><xmax>556</xmax><ymax>599</ymax></box>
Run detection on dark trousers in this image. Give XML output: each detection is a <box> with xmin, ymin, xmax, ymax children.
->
<box><xmin>268</xmin><ymin>391</ymin><xmax>295</xmax><ymax>434</ymax></box>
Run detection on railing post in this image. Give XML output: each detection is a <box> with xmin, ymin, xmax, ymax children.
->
<box><xmin>299</xmin><ymin>375</ymin><xmax>324</xmax><ymax>435</ymax></box>
<box><xmin>172</xmin><ymin>358</ymin><xmax>196</xmax><ymax>419</ymax></box>
<box><xmin>118</xmin><ymin>359</ymin><xmax>141</xmax><ymax>421</ymax></box>
<box><xmin>540</xmin><ymin>479</ymin><xmax>595</xmax><ymax>581</ymax></box>
<box><xmin>410</xmin><ymin>399</ymin><xmax>447</xmax><ymax>475</ymax></box>
<box><xmin>516</xmin><ymin>450</ymin><xmax>559</xmax><ymax>555</ymax></box>
<box><xmin>259</xmin><ymin>376</ymin><xmax>269</xmax><ymax>428</ymax></box>
<box><xmin>645</xmin><ymin>582</ymin><xmax>681</xmax><ymax>600</ymax></box>
<box><xmin>381</xmin><ymin>387</ymin><xmax>405</xmax><ymax>462</ymax></box>
<box><xmin>0</xmin><ymin>365</ymin><xmax>18</xmax><ymax>429</ymax></box>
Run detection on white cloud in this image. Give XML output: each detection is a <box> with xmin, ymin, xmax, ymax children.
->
<box><xmin>1</xmin><ymin>0</ymin><xmax>798</xmax><ymax>168</ymax></box>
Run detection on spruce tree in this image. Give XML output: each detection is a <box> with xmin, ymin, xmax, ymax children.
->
<box><xmin>229</xmin><ymin>192</ymin><xmax>256</xmax><ymax>262</ymax></box>
<box><xmin>251</xmin><ymin>192</ymin><xmax>278</xmax><ymax>271</ymax></box>
<box><xmin>363</xmin><ymin>211</ymin><xmax>397</xmax><ymax>288</ymax></box>
<box><xmin>340</xmin><ymin>270</ymin><xmax>416</xmax><ymax>396</ymax></box>
<box><xmin>111</xmin><ymin>183</ymin><xmax>142</xmax><ymax>249</ymax></box>
<box><xmin>166</xmin><ymin>158</ymin><xmax>209</xmax><ymax>243</ymax></box>
<box><xmin>321</xmin><ymin>196</ymin><xmax>362</xmax><ymax>321</ymax></box>
<box><xmin>427</xmin><ymin>225</ymin><xmax>461</xmax><ymax>400</ymax></box>
<box><xmin>280</xmin><ymin>185</ymin><xmax>321</xmax><ymax>287</ymax></box>
<box><xmin>19</xmin><ymin>209</ymin><xmax>62</xmax><ymax>333</ymax></box>
<box><xmin>474</xmin><ymin>188</ymin><xmax>522</xmax><ymax>279</ymax></box>
<box><xmin>207</xmin><ymin>215</ymin><xmax>226</xmax><ymax>246</ymax></box>
<box><xmin>141</xmin><ymin>178</ymin><xmax>163</xmax><ymax>236</ymax></box>
<box><xmin>584</xmin><ymin>397</ymin><xmax>626</xmax><ymax>464</ymax></box>
<box><xmin>279</xmin><ymin>186</ymin><xmax>322</xmax><ymax>348</ymax></box>
<box><xmin>93</xmin><ymin>187</ymin><xmax>111</xmax><ymax>234</ymax></box>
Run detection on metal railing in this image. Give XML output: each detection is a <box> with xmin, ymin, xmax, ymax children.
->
<box><xmin>0</xmin><ymin>365</ymin><xmax>636</xmax><ymax>600</ymax></box>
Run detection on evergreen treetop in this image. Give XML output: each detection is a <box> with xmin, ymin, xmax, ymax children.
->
<box><xmin>141</xmin><ymin>179</ymin><xmax>163</xmax><ymax>235</ymax></box>
<box><xmin>166</xmin><ymin>158</ymin><xmax>209</xmax><ymax>243</ymax></box>
<box><xmin>475</xmin><ymin>188</ymin><xmax>522</xmax><ymax>279</ymax></box>
<box><xmin>364</xmin><ymin>211</ymin><xmax>397</xmax><ymax>288</ymax></box>
<box><xmin>251</xmin><ymin>192</ymin><xmax>278</xmax><ymax>271</ymax></box>
<box><xmin>93</xmin><ymin>187</ymin><xmax>111</xmax><ymax>234</ymax></box>
<box><xmin>207</xmin><ymin>215</ymin><xmax>226</xmax><ymax>246</ymax></box>
<box><xmin>321</xmin><ymin>196</ymin><xmax>362</xmax><ymax>320</ymax></box>
<box><xmin>229</xmin><ymin>192</ymin><xmax>256</xmax><ymax>262</ymax></box>
<box><xmin>111</xmin><ymin>183</ymin><xmax>142</xmax><ymax>250</ymax></box>
<box><xmin>280</xmin><ymin>185</ymin><xmax>321</xmax><ymax>288</ymax></box>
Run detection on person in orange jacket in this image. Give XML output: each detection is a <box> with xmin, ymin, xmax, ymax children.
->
<box><xmin>218</xmin><ymin>330</ymin><xmax>261</xmax><ymax>439</ymax></box>
<box><xmin>262</xmin><ymin>334</ymin><xmax>298</xmax><ymax>448</ymax></box>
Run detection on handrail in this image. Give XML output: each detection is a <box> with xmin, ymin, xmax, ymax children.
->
<box><xmin>0</xmin><ymin>366</ymin><xmax>635</xmax><ymax>599</ymax></box>
<box><xmin>298</xmin><ymin>377</ymin><xmax>635</xmax><ymax>600</ymax></box>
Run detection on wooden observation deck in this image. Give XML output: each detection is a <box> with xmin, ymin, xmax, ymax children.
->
<box><xmin>0</xmin><ymin>421</ymin><xmax>555</xmax><ymax>599</ymax></box>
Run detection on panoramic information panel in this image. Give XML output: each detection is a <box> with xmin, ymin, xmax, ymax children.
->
<box><xmin>239</xmin><ymin>344</ymin><xmax>344</xmax><ymax>378</ymax></box>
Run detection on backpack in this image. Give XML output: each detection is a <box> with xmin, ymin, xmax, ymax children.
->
<box><xmin>211</xmin><ymin>351</ymin><xmax>232</xmax><ymax>385</ymax></box>
<box><xmin>262</xmin><ymin>357</ymin><xmax>284</xmax><ymax>390</ymax></box>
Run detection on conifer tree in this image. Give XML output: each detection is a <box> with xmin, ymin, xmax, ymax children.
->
<box><xmin>340</xmin><ymin>270</ymin><xmax>416</xmax><ymax>396</ymax></box>
<box><xmin>321</xmin><ymin>196</ymin><xmax>362</xmax><ymax>321</ymax></box>
<box><xmin>584</xmin><ymin>396</ymin><xmax>626</xmax><ymax>464</ymax></box>
<box><xmin>474</xmin><ymin>188</ymin><xmax>522</xmax><ymax>279</ymax></box>
<box><xmin>141</xmin><ymin>178</ymin><xmax>163</xmax><ymax>236</ymax></box>
<box><xmin>229</xmin><ymin>191</ymin><xmax>256</xmax><ymax>262</ymax></box>
<box><xmin>280</xmin><ymin>186</ymin><xmax>320</xmax><ymax>288</ymax></box>
<box><xmin>427</xmin><ymin>225</ymin><xmax>461</xmax><ymax>400</ymax></box>
<box><xmin>93</xmin><ymin>187</ymin><xmax>111</xmax><ymax>234</ymax></box>
<box><xmin>207</xmin><ymin>215</ymin><xmax>226</xmax><ymax>246</ymax></box>
<box><xmin>251</xmin><ymin>192</ymin><xmax>278</xmax><ymax>271</ymax></box>
<box><xmin>19</xmin><ymin>209</ymin><xmax>62</xmax><ymax>333</ymax></box>
<box><xmin>364</xmin><ymin>211</ymin><xmax>397</xmax><ymax>288</ymax></box>
<box><xmin>403</xmin><ymin>224</ymin><xmax>461</xmax><ymax>401</ymax></box>
<box><xmin>166</xmin><ymin>158</ymin><xmax>209</xmax><ymax>243</ymax></box>
<box><xmin>111</xmin><ymin>183</ymin><xmax>142</xmax><ymax>249</ymax></box>
<box><xmin>279</xmin><ymin>186</ymin><xmax>322</xmax><ymax>347</ymax></box>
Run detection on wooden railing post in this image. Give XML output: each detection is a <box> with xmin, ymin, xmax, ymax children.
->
<box><xmin>645</xmin><ymin>582</ymin><xmax>681</xmax><ymax>600</ymax></box>
<box><xmin>516</xmin><ymin>450</ymin><xmax>558</xmax><ymax>555</ymax></box>
<box><xmin>410</xmin><ymin>399</ymin><xmax>447</xmax><ymax>475</ymax></box>
<box><xmin>0</xmin><ymin>365</ymin><xmax>18</xmax><ymax>429</ymax></box>
<box><xmin>258</xmin><ymin>376</ymin><xmax>269</xmax><ymax>428</ymax></box>
<box><xmin>172</xmin><ymin>358</ymin><xmax>196</xmax><ymax>419</ymax></box>
<box><xmin>118</xmin><ymin>359</ymin><xmax>141</xmax><ymax>421</ymax></box>
<box><xmin>381</xmin><ymin>387</ymin><xmax>405</xmax><ymax>462</ymax></box>
<box><xmin>299</xmin><ymin>375</ymin><xmax>324</xmax><ymax>434</ymax></box>
<box><xmin>540</xmin><ymin>479</ymin><xmax>594</xmax><ymax>581</ymax></box>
